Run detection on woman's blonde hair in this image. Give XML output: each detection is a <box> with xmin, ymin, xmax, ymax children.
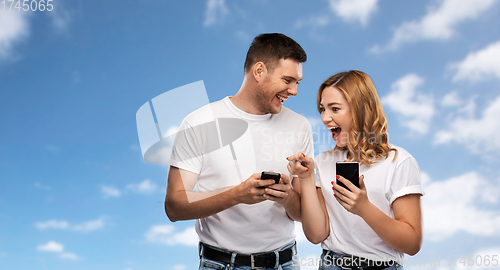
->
<box><xmin>317</xmin><ymin>70</ymin><xmax>397</xmax><ymax>166</ymax></box>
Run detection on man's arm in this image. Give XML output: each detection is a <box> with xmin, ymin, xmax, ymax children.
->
<box><xmin>165</xmin><ymin>166</ymin><xmax>275</xmax><ymax>222</ymax></box>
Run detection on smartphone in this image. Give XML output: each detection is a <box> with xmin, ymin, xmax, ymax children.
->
<box><xmin>261</xmin><ymin>171</ymin><xmax>280</xmax><ymax>184</ymax></box>
<box><xmin>336</xmin><ymin>162</ymin><xmax>359</xmax><ymax>191</ymax></box>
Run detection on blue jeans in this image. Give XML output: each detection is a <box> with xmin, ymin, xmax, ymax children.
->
<box><xmin>199</xmin><ymin>241</ymin><xmax>299</xmax><ymax>270</ymax></box>
<box><xmin>318</xmin><ymin>250</ymin><xmax>403</xmax><ymax>270</ymax></box>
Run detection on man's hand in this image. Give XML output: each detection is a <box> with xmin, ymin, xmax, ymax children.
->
<box><xmin>233</xmin><ymin>173</ymin><xmax>276</xmax><ymax>205</ymax></box>
<box><xmin>263</xmin><ymin>173</ymin><xmax>293</xmax><ymax>205</ymax></box>
<box><xmin>166</xmin><ymin>168</ymin><xmax>275</xmax><ymax>222</ymax></box>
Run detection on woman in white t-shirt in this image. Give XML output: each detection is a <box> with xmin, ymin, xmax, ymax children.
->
<box><xmin>287</xmin><ymin>70</ymin><xmax>423</xmax><ymax>270</ymax></box>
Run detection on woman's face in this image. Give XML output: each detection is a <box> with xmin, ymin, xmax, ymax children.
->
<box><xmin>319</xmin><ymin>86</ymin><xmax>353</xmax><ymax>147</ymax></box>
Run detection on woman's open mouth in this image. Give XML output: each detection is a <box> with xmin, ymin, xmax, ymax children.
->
<box><xmin>329</xmin><ymin>126</ymin><xmax>342</xmax><ymax>141</ymax></box>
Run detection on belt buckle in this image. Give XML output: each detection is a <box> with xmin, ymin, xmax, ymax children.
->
<box><xmin>250</xmin><ymin>254</ymin><xmax>262</xmax><ymax>269</ymax></box>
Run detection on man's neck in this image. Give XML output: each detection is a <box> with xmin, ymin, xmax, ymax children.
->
<box><xmin>230</xmin><ymin>83</ymin><xmax>266</xmax><ymax>115</ymax></box>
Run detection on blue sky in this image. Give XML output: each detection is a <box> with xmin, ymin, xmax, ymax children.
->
<box><xmin>1</xmin><ymin>0</ymin><xmax>500</xmax><ymax>269</ymax></box>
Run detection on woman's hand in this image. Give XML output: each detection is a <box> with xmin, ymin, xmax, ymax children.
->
<box><xmin>332</xmin><ymin>175</ymin><xmax>370</xmax><ymax>216</ymax></box>
<box><xmin>286</xmin><ymin>153</ymin><xmax>314</xmax><ymax>180</ymax></box>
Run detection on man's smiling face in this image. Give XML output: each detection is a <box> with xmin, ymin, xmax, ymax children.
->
<box><xmin>254</xmin><ymin>58</ymin><xmax>303</xmax><ymax>115</ymax></box>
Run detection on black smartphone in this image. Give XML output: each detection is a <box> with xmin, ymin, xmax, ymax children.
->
<box><xmin>261</xmin><ymin>171</ymin><xmax>280</xmax><ymax>184</ymax></box>
<box><xmin>336</xmin><ymin>162</ymin><xmax>359</xmax><ymax>191</ymax></box>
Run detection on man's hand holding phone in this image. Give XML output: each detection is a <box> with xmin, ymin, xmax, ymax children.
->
<box><xmin>233</xmin><ymin>170</ymin><xmax>292</xmax><ymax>205</ymax></box>
<box><xmin>262</xmin><ymin>172</ymin><xmax>294</xmax><ymax>205</ymax></box>
<box><xmin>234</xmin><ymin>173</ymin><xmax>275</xmax><ymax>205</ymax></box>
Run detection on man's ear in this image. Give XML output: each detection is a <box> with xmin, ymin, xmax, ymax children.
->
<box><xmin>252</xmin><ymin>62</ymin><xmax>267</xmax><ymax>82</ymax></box>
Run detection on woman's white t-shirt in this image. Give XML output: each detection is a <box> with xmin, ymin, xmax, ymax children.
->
<box><xmin>315</xmin><ymin>144</ymin><xmax>424</xmax><ymax>264</ymax></box>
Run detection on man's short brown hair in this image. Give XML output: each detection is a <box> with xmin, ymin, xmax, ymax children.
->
<box><xmin>244</xmin><ymin>33</ymin><xmax>307</xmax><ymax>74</ymax></box>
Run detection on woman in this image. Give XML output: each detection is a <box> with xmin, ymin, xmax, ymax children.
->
<box><xmin>287</xmin><ymin>70</ymin><xmax>423</xmax><ymax>270</ymax></box>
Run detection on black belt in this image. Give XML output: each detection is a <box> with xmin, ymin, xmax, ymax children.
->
<box><xmin>322</xmin><ymin>250</ymin><xmax>396</xmax><ymax>270</ymax></box>
<box><xmin>200</xmin><ymin>242</ymin><xmax>295</xmax><ymax>269</ymax></box>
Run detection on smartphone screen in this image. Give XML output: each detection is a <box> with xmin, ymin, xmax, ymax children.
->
<box><xmin>336</xmin><ymin>162</ymin><xmax>359</xmax><ymax>191</ymax></box>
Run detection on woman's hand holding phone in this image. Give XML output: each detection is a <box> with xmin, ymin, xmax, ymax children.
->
<box><xmin>333</xmin><ymin>174</ymin><xmax>371</xmax><ymax>217</ymax></box>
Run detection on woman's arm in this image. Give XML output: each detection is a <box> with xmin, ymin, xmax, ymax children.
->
<box><xmin>287</xmin><ymin>153</ymin><xmax>330</xmax><ymax>244</ymax></box>
<box><xmin>334</xmin><ymin>176</ymin><xmax>423</xmax><ymax>255</ymax></box>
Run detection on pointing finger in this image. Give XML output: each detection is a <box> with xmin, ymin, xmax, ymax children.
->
<box><xmin>286</xmin><ymin>152</ymin><xmax>306</xmax><ymax>162</ymax></box>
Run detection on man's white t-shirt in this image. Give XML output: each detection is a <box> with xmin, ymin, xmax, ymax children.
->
<box><xmin>315</xmin><ymin>145</ymin><xmax>424</xmax><ymax>264</ymax></box>
<box><xmin>170</xmin><ymin>97</ymin><xmax>314</xmax><ymax>253</ymax></box>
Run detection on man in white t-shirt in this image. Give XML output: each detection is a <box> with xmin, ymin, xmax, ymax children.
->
<box><xmin>165</xmin><ymin>33</ymin><xmax>313</xmax><ymax>269</ymax></box>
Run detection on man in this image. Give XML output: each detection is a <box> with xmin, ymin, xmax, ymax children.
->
<box><xmin>165</xmin><ymin>33</ymin><xmax>313</xmax><ymax>270</ymax></box>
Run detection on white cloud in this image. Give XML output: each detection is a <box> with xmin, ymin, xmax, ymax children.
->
<box><xmin>101</xmin><ymin>185</ymin><xmax>121</xmax><ymax>198</ymax></box>
<box><xmin>451</xmin><ymin>41</ymin><xmax>500</xmax><ymax>82</ymax></box>
<box><xmin>234</xmin><ymin>30</ymin><xmax>251</xmax><ymax>43</ymax></box>
<box><xmin>294</xmin><ymin>15</ymin><xmax>331</xmax><ymax>29</ymax></box>
<box><xmin>35</xmin><ymin>220</ymin><xmax>70</xmax><ymax>230</ymax></box>
<box><xmin>0</xmin><ymin>10</ymin><xmax>30</xmax><ymax>61</ymax></box>
<box><xmin>441</xmin><ymin>91</ymin><xmax>462</xmax><ymax>107</ymax></box>
<box><xmin>172</xmin><ymin>265</ymin><xmax>187</xmax><ymax>270</ymax></box>
<box><xmin>0</xmin><ymin>6</ymin><xmax>72</xmax><ymax>62</ymax></box>
<box><xmin>37</xmin><ymin>241</ymin><xmax>64</xmax><ymax>252</ymax></box>
<box><xmin>130</xmin><ymin>144</ymin><xmax>140</xmax><ymax>152</ymax></box>
<box><xmin>440</xmin><ymin>91</ymin><xmax>477</xmax><ymax>119</ymax></box>
<box><xmin>72</xmin><ymin>218</ymin><xmax>105</xmax><ymax>232</ymax></box>
<box><xmin>126</xmin><ymin>179</ymin><xmax>158</xmax><ymax>194</ymax></box>
<box><xmin>45</xmin><ymin>144</ymin><xmax>62</xmax><ymax>153</ymax></box>
<box><xmin>143</xmin><ymin>145</ymin><xmax>173</xmax><ymax>165</ymax></box>
<box><xmin>422</xmin><ymin>171</ymin><xmax>500</xmax><ymax>242</ymax></box>
<box><xmin>434</xmin><ymin>95</ymin><xmax>500</xmax><ymax>153</ymax></box>
<box><xmin>295</xmin><ymin>0</ymin><xmax>376</xmax><ymax>29</ymax></box>
<box><xmin>328</xmin><ymin>0</ymin><xmax>378</xmax><ymax>26</ymax></box>
<box><xmin>35</xmin><ymin>182</ymin><xmax>52</xmax><ymax>190</ymax></box>
<box><xmin>35</xmin><ymin>217</ymin><xmax>104</xmax><ymax>232</ymax></box>
<box><xmin>203</xmin><ymin>0</ymin><xmax>228</xmax><ymax>27</ymax></box>
<box><xmin>382</xmin><ymin>74</ymin><xmax>434</xmax><ymax>134</ymax></box>
<box><xmin>145</xmin><ymin>225</ymin><xmax>198</xmax><ymax>246</ymax></box>
<box><xmin>371</xmin><ymin>0</ymin><xmax>497</xmax><ymax>53</ymax></box>
<box><xmin>36</xmin><ymin>241</ymin><xmax>81</xmax><ymax>260</ymax></box>
<box><xmin>47</xmin><ymin>4</ymin><xmax>71</xmax><ymax>32</ymax></box>
<box><xmin>102</xmin><ymin>180</ymin><xmax>161</xmax><ymax>198</ymax></box>
<box><xmin>59</xmin><ymin>252</ymin><xmax>80</xmax><ymax>260</ymax></box>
